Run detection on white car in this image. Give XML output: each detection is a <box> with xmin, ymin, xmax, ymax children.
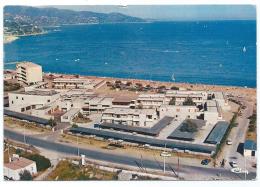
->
<box><xmin>226</xmin><ymin>140</ymin><xmax>232</xmax><ymax>145</ymax></box>
<box><xmin>231</xmin><ymin>168</ymin><xmax>249</xmax><ymax>174</ymax></box>
<box><xmin>231</xmin><ymin>167</ymin><xmax>241</xmax><ymax>173</ymax></box>
<box><xmin>230</xmin><ymin>161</ymin><xmax>238</xmax><ymax>168</ymax></box>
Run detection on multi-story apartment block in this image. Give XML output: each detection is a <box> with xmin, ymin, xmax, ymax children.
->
<box><xmin>16</xmin><ymin>62</ymin><xmax>42</xmax><ymax>85</ymax></box>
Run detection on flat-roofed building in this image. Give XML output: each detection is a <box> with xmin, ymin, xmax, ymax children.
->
<box><xmin>204</xmin><ymin>100</ymin><xmax>222</xmax><ymax>125</ymax></box>
<box><xmin>4</xmin><ymin>70</ymin><xmax>16</xmax><ymax>80</ymax></box>
<box><xmin>53</xmin><ymin>78</ymin><xmax>102</xmax><ymax>89</ymax></box>
<box><xmin>83</xmin><ymin>96</ymin><xmax>113</xmax><ymax>114</ymax></box>
<box><xmin>159</xmin><ymin>104</ymin><xmax>199</xmax><ymax>120</ymax></box>
<box><xmin>16</xmin><ymin>62</ymin><xmax>42</xmax><ymax>85</ymax></box>
<box><xmin>4</xmin><ymin>156</ymin><xmax>37</xmax><ymax>180</ymax></box>
<box><xmin>243</xmin><ymin>140</ymin><xmax>257</xmax><ymax>157</ymax></box>
<box><xmin>101</xmin><ymin>108</ymin><xmax>158</xmax><ymax>127</ymax></box>
<box><xmin>8</xmin><ymin>90</ymin><xmax>60</xmax><ymax>113</ymax></box>
<box><xmin>112</xmin><ymin>96</ymin><xmax>136</xmax><ymax>108</ymax></box>
<box><xmin>165</xmin><ymin>90</ymin><xmax>207</xmax><ymax>105</ymax></box>
<box><xmin>61</xmin><ymin>108</ymin><xmax>81</xmax><ymax>123</ymax></box>
<box><xmin>135</xmin><ymin>94</ymin><xmax>165</xmax><ymax>109</ymax></box>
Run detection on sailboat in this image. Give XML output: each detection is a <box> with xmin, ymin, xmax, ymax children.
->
<box><xmin>243</xmin><ymin>46</ymin><xmax>247</xmax><ymax>53</ymax></box>
<box><xmin>171</xmin><ymin>73</ymin><xmax>175</xmax><ymax>82</ymax></box>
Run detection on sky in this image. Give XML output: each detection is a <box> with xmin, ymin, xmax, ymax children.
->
<box><xmin>47</xmin><ymin>5</ymin><xmax>256</xmax><ymax>20</ymax></box>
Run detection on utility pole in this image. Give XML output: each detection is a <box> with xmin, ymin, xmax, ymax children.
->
<box><xmin>244</xmin><ymin>157</ymin><xmax>247</xmax><ymax>180</ymax></box>
<box><xmin>77</xmin><ymin>135</ymin><xmax>79</xmax><ymax>157</ymax></box>
<box><xmin>23</xmin><ymin>124</ymin><xmax>26</xmax><ymax>144</ymax></box>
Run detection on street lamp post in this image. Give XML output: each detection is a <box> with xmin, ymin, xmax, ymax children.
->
<box><xmin>161</xmin><ymin>143</ymin><xmax>171</xmax><ymax>174</ymax></box>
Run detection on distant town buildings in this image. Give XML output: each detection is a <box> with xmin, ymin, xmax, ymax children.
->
<box><xmin>4</xmin><ymin>156</ymin><xmax>37</xmax><ymax>180</ymax></box>
<box><xmin>16</xmin><ymin>62</ymin><xmax>43</xmax><ymax>85</ymax></box>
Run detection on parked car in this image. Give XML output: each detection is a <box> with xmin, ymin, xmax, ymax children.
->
<box><xmin>201</xmin><ymin>159</ymin><xmax>211</xmax><ymax>165</ymax></box>
<box><xmin>230</xmin><ymin>161</ymin><xmax>238</xmax><ymax>168</ymax></box>
<box><xmin>226</xmin><ymin>140</ymin><xmax>233</xmax><ymax>145</ymax></box>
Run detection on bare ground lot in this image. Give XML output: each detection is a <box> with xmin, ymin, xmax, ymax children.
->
<box><xmin>4</xmin><ymin>116</ymin><xmax>50</xmax><ymax>135</ymax></box>
<box><xmin>59</xmin><ymin>133</ymin><xmax>211</xmax><ymax>168</ymax></box>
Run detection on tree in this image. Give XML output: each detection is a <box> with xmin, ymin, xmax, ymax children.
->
<box><xmin>77</xmin><ymin>112</ymin><xmax>84</xmax><ymax>119</ymax></box>
<box><xmin>171</xmin><ymin>86</ymin><xmax>179</xmax><ymax>90</ymax></box>
<box><xmin>126</xmin><ymin>81</ymin><xmax>132</xmax><ymax>86</ymax></box>
<box><xmin>23</xmin><ymin>154</ymin><xmax>51</xmax><ymax>171</ymax></box>
<box><xmin>169</xmin><ymin>97</ymin><xmax>176</xmax><ymax>105</ymax></box>
<box><xmin>72</xmin><ymin>123</ymin><xmax>78</xmax><ymax>128</ymax></box>
<box><xmin>180</xmin><ymin>120</ymin><xmax>198</xmax><ymax>133</ymax></box>
<box><xmin>48</xmin><ymin>118</ymin><xmax>57</xmax><ymax>127</ymax></box>
<box><xmin>19</xmin><ymin>170</ymin><xmax>33</xmax><ymax>180</ymax></box>
<box><xmin>183</xmin><ymin>97</ymin><xmax>196</xmax><ymax>106</ymax></box>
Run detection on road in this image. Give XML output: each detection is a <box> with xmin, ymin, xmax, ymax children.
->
<box><xmin>4</xmin><ymin>129</ymin><xmax>256</xmax><ymax>180</ymax></box>
<box><xmin>221</xmin><ymin>98</ymin><xmax>256</xmax><ymax>172</ymax></box>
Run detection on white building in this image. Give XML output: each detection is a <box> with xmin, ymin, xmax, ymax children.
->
<box><xmin>243</xmin><ymin>140</ymin><xmax>257</xmax><ymax>157</ymax></box>
<box><xmin>53</xmin><ymin>78</ymin><xmax>103</xmax><ymax>89</ymax></box>
<box><xmin>204</xmin><ymin>100</ymin><xmax>222</xmax><ymax>125</ymax></box>
<box><xmin>4</xmin><ymin>157</ymin><xmax>37</xmax><ymax>180</ymax></box>
<box><xmin>61</xmin><ymin>108</ymin><xmax>81</xmax><ymax>123</ymax></box>
<box><xmin>101</xmin><ymin>108</ymin><xmax>158</xmax><ymax>127</ymax></box>
<box><xmin>16</xmin><ymin>62</ymin><xmax>43</xmax><ymax>85</ymax></box>
<box><xmin>135</xmin><ymin>94</ymin><xmax>165</xmax><ymax>109</ymax></box>
<box><xmin>82</xmin><ymin>96</ymin><xmax>113</xmax><ymax>114</ymax></box>
<box><xmin>165</xmin><ymin>90</ymin><xmax>207</xmax><ymax>105</ymax></box>
<box><xmin>4</xmin><ymin>70</ymin><xmax>16</xmax><ymax>80</ymax></box>
<box><xmin>8</xmin><ymin>90</ymin><xmax>60</xmax><ymax>113</ymax></box>
<box><xmin>159</xmin><ymin>105</ymin><xmax>198</xmax><ymax>120</ymax></box>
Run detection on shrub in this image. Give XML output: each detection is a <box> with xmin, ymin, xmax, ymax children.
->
<box><xmin>22</xmin><ymin>153</ymin><xmax>51</xmax><ymax>171</ymax></box>
<box><xmin>72</xmin><ymin>124</ymin><xmax>78</xmax><ymax>128</ymax></box>
<box><xmin>183</xmin><ymin>97</ymin><xmax>196</xmax><ymax>106</ymax></box>
<box><xmin>19</xmin><ymin>170</ymin><xmax>33</xmax><ymax>180</ymax></box>
<box><xmin>77</xmin><ymin>112</ymin><xmax>84</xmax><ymax>119</ymax></box>
<box><xmin>180</xmin><ymin>120</ymin><xmax>198</xmax><ymax>132</ymax></box>
<box><xmin>48</xmin><ymin>118</ymin><xmax>57</xmax><ymax>127</ymax></box>
<box><xmin>171</xmin><ymin>86</ymin><xmax>179</xmax><ymax>90</ymax></box>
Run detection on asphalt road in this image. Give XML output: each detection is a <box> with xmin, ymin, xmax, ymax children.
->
<box><xmin>222</xmin><ymin>98</ymin><xmax>256</xmax><ymax>172</ymax></box>
<box><xmin>4</xmin><ymin>129</ymin><xmax>256</xmax><ymax>180</ymax></box>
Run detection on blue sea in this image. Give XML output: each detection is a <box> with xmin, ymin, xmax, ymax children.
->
<box><xmin>4</xmin><ymin>20</ymin><xmax>256</xmax><ymax>87</ymax></box>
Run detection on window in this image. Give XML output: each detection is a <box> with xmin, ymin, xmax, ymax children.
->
<box><xmin>47</xmin><ymin>99</ymin><xmax>50</xmax><ymax>102</ymax></box>
<box><xmin>22</xmin><ymin>97</ymin><xmax>24</xmax><ymax>100</ymax></box>
<box><xmin>16</xmin><ymin>96</ymin><xmax>18</xmax><ymax>99</ymax></box>
<box><xmin>11</xmin><ymin>101</ymin><xmax>14</xmax><ymax>104</ymax></box>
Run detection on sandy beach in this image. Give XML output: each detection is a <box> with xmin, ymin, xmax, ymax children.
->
<box><xmin>4</xmin><ymin>35</ymin><xmax>19</xmax><ymax>44</ymax></box>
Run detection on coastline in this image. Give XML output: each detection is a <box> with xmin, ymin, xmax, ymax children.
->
<box><xmin>4</xmin><ymin>31</ymin><xmax>48</xmax><ymax>44</ymax></box>
<box><xmin>3</xmin><ymin>35</ymin><xmax>19</xmax><ymax>44</ymax></box>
